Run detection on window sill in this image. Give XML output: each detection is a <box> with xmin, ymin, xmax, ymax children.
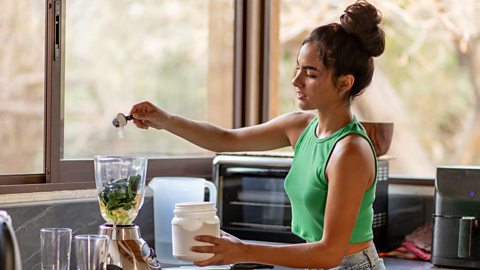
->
<box><xmin>0</xmin><ymin>186</ymin><xmax>96</xmax><ymax>205</ymax></box>
<box><xmin>0</xmin><ymin>182</ymin><xmax>95</xmax><ymax>195</ymax></box>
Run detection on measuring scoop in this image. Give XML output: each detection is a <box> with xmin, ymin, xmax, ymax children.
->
<box><xmin>112</xmin><ymin>113</ymin><xmax>134</xmax><ymax>128</ymax></box>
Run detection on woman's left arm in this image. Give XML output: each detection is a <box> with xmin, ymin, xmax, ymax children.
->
<box><xmin>320</xmin><ymin>134</ymin><xmax>376</xmax><ymax>261</ymax></box>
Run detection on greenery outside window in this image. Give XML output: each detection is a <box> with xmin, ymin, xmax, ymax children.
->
<box><xmin>4</xmin><ymin>0</ymin><xmax>480</xmax><ymax>193</ymax></box>
<box><xmin>268</xmin><ymin>0</ymin><xmax>480</xmax><ymax>178</ymax></box>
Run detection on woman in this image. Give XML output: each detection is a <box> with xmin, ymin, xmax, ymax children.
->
<box><xmin>129</xmin><ymin>1</ymin><xmax>386</xmax><ymax>269</ymax></box>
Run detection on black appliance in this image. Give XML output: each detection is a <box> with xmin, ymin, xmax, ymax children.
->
<box><xmin>432</xmin><ymin>166</ymin><xmax>480</xmax><ymax>269</ymax></box>
<box><xmin>212</xmin><ymin>154</ymin><xmax>389</xmax><ymax>250</ymax></box>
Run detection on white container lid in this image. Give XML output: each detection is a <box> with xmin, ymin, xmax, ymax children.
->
<box><xmin>174</xmin><ymin>202</ymin><xmax>216</xmax><ymax>212</ymax></box>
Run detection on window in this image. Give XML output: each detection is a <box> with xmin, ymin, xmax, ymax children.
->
<box><xmin>268</xmin><ymin>0</ymin><xmax>480</xmax><ymax>178</ymax></box>
<box><xmin>4</xmin><ymin>0</ymin><xmax>479</xmax><ymax>191</ymax></box>
<box><xmin>58</xmin><ymin>0</ymin><xmax>235</xmax><ymax>182</ymax></box>
<box><xmin>1</xmin><ymin>0</ymin><xmax>235</xmax><ymax>189</ymax></box>
<box><xmin>0</xmin><ymin>1</ymin><xmax>45</xmax><ymax>175</ymax></box>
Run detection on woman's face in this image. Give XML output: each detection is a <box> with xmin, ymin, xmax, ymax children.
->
<box><xmin>291</xmin><ymin>42</ymin><xmax>341</xmax><ymax>111</ymax></box>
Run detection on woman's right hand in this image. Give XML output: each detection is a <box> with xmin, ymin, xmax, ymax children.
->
<box><xmin>129</xmin><ymin>101</ymin><xmax>170</xmax><ymax>130</ymax></box>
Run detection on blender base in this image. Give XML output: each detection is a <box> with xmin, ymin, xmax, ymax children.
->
<box><xmin>99</xmin><ymin>224</ymin><xmax>161</xmax><ymax>270</ymax></box>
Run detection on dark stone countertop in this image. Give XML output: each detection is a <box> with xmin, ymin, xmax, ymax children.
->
<box><xmin>162</xmin><ymin>259</ymin><xmax>471</xmax><ymax>270</ymax></box>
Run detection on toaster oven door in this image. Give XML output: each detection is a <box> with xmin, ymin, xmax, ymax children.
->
<box><xmin>219</xmin><ymin>166</ymin><xmax>303</xmax><ymax>243</ymax></box>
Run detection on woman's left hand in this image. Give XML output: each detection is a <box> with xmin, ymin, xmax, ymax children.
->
<box><xmin>192</xmin><ymin>230</ymin><xmax>249</xmax><ymax>266</ymax></box>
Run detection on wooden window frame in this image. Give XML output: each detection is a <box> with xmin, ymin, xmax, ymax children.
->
<box><xmin>0</xmin><ymin>0</ymin><xmax>274</xmax><ymax>194</ymax></box>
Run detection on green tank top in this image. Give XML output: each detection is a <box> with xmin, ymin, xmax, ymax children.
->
<box><xmin>284</xmin><ymin>115</ymin><xmax>377</xmax><ymax>243</ymax></box>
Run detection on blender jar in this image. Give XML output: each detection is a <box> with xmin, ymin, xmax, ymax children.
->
<box><xmin>94</xmin><ymin>155</ymin><xmax>148</xmax><ymax>225</ymax></box>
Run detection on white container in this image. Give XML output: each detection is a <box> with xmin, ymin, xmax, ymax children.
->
<box><xmin>172</xmin><ymin>202</ymin><xmax>220</xmax><ymax>262</ymax></box>
<box><xmin>148</xmin><ymin>177</ymin><xmax>217</xmax><ymax>264</ymax></box>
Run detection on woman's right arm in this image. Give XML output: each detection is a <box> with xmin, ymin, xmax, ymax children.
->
<box><xmin>129</xmin><ymin>101</ymin><xmax>311</xmax><ymax>152</ymax></box>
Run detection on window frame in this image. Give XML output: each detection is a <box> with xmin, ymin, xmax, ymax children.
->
<box><xmin>3</xmin><ymin>0</ymin><xmax>428</xmax><ymax>194</ymax></box>
<box><xmin>0</xmin><ymin>0</ymin><xmax>270</xmax><ymax>193</ymax></box>
<box><xmin>49</xmin><ymin>0</ymin><xmax>230</xmax><ymax>184</ymax></box>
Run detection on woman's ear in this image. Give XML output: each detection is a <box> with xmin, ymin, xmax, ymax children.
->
<box><xmin>337</xmin><ymin>74</ymin><xmax>355</xmax><ymax>92</ymax></box>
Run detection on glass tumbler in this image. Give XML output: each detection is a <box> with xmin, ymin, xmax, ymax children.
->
<box><xmin>75</xmin><ymin>234</ymin><xmax>110</xmax><ymax>270</ymax></box>
<box><xmin>40</xmin><ymin>228</ymin><xmax>72</xmax><ymax>270</ymax></box>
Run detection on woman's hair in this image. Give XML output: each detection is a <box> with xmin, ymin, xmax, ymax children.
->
<box><xmin>303</xmin><ymin>0</ymin><xmax>385</xmax><ymax>99</ymax></box>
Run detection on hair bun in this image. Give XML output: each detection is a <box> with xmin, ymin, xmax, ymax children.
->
<box><xmin>340</xmin><ymin>0</ymin><xmax>385</xmax><ymax>57</ymax></box>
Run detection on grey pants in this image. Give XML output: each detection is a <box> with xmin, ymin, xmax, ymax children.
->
<box><xmin>327</xmin><ymin>243</ymin><xmax>386</xmax><ymax>270</ymax></box>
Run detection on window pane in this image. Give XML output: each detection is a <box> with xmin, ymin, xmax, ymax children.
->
<box><xmin>64</xmin><ymin>0</ymin><xmax>234</xmax><ymax>159</ymax></box>
<box><xmin>271</xmin><ymin>0</ymin><xmax>480</xmax><ymax>177</ymax></box>
<box><xmin>0</xmin><ymin>1</ymin><xmax>45</xmax><ymax>174</ymax></box>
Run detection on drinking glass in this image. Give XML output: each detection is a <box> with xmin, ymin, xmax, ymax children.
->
<box><xmin>75</xmin><ymin>234</ymin><xmax>109</xmax><ymax>270</ymax></box>
<box><xmin>40</xmin><ymin>228</ymin><xmax>72</xmax><ymax>270</ymax></box>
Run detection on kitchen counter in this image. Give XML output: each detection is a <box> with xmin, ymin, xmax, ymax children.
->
<box><xmin>383</xmin><ymin>257</ymin><xmax>467</xmax><ymax>269</ymax></box>
<box><xmin>163</xmin><ymin>258</ymin><xmax>467</xmax><ymax>270</ymax></box>
<box><xmin>236</xmin><ymin>241</ymin><xmax>469</xmax><ymax>270</ymax></box>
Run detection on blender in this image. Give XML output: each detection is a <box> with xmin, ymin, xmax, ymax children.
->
<box><xmin>94</xmin><ymin>155</ymin><xmax>161</xmax><ymax>270</ymax></box>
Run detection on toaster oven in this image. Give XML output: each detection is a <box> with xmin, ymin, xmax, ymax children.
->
<box><xmin>212</xmin><ymin>153</ymin><xmax>389</xmax><ymax>250</ymax></box>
